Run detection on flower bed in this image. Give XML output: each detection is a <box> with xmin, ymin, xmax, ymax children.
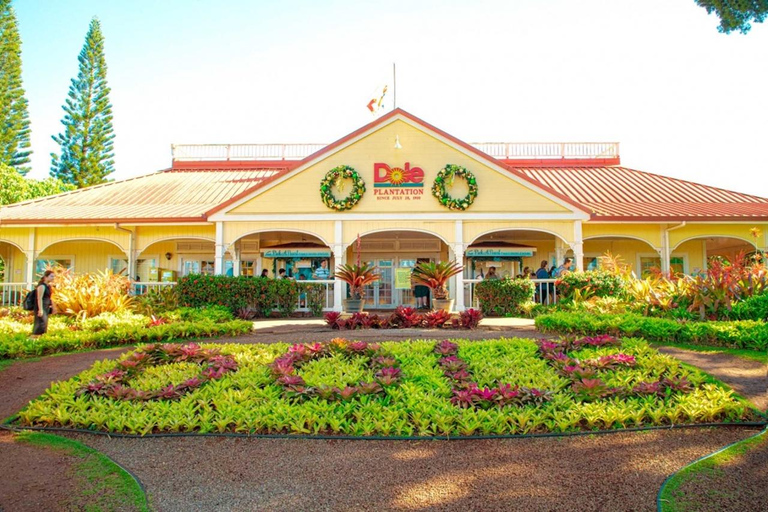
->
<box><xmin>16</xmin><ymin>336</ymin><xmax>759</xmax><ymax>436</ymax></box>
<box><xmin>535</xmin><ymin>312</ymin><xmax>768</xmax><ymax>352</ymax></box>
<box><xmin>324</xmin><ymin>307</ymin><xmax>483</xmax><ymax>330</ymax></box>
<box><xmin>0</xmin><ymin>306</ymin><xmax>253</xmax><ymax>359</ymax></box>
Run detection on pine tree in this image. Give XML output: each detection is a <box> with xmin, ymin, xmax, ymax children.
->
<box><xmin>0</xmin><ymin>0</ymin><xmax>32</xmax><ymax>174</ymax></box>
<box><xmin>51</xmin><ymin>17</ymin><xmax>114</xmax><ymax>188</ymax></box>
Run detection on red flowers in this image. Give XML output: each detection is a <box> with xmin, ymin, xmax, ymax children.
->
<box><xmin>78</xmin><ymin>343</ymin><xmax>238</xmax><ymax>401</ymax></box>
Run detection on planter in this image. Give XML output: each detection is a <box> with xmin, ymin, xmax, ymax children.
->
<box><xmin>344</xmin><ymin>298</ymin><xmax>366</xmax><ymax>313</ymax></box>
<box><xmin>432</xmin><ymin>298</ymin><xmax>454</xmax><ymax>313</ymax></box>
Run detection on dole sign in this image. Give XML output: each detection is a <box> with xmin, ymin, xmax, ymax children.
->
<box><xmin>373</xmin><ymin>162</ymin><xmax>425</xmax><ymax>201</ymax></box>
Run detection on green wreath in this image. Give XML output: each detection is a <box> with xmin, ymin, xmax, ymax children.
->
<box><xmin>320</xmin><ymin>165</ymin><xmax>366</xmax><ymax>211</ymax></box>
<box><xmin>432</xmin><ymin>164</ymin><xmax>478</xmax><ymax>211</ymax></box>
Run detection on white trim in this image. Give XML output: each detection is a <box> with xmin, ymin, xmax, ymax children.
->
<box><xmin>583</xmin><ymin>234</ymin><xmax>659</xmax><ymax>250</ymax></box>
<box><xmin>468</xmin><ymin>226</ymin><xmax>570</xmax><ymax>246</ymax></box>
<box><xmin>0</xmin><ymin>238</ymin><xmax>25</xmax><ymax>253</ymax></box>
<box><xmin>672</xmin><ymin>234</ymin><xmax>755</xmax><ymax>252</ymax></box>
<box><xmin>37</xmin><ymin>237</ymin><xmax>126</xmax><ymax>255</ymax></box>
<box><xmin>209</xmin><ymin>112</ymin><xmax>590</xmax><ymax>218</ymax></box>
<box><xmin>344</xmin><ymin>228</ymin><xmax>450</xmax><ymax>251</ymax></box>
<box><xmin>211</xmin><ymin>212</ymin><xmax>587</xmax><ymax>222</ymax></box>
<box><xmin>137</xmin><ymin>235</ymin><xmax>215</xmax><ymax>254</ymax></box>
<box><xmin>229</xmin><ymin>228</ymin><xmax>331</xmax><ymax>248</ymax></box>
<box><xmin>0</xmin><ymin>221</ymin><xmax>213</xmax><ymax>228</ymax></box>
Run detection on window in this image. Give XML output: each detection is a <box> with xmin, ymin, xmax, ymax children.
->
<box><xmin>35</xmin><ymin>258</ymin><xmax>73</xmax><ymax>275</ymax></box>
<box><xmin>639</xmin><ymin>256</ymin><xmax>686</xmax><ymax>277</ymax></box>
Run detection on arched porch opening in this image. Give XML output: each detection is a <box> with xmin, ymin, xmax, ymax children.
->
<box><xmin>674</xmin><ymin>236</ymin><xmax>759</xmax><ymax>271</ymax></box>
<box><xmin>0</xmin><ymin>240</ymin><xmax>25</xmax><ymax>306</ymax></box>
<box><xmin>231</xmin><ymin>230</ymin><xmax>331</xmax><ymax>279</ymax></box>
<box><xmin>468</xmin><ymin>229</ymin><xmax>570</xmax><ymax>279</ymax></box>
<box><xmin>139</xmin><ymin>237</ymin><xmax>218</xmax><ymax>282</ymax></box>
<box><xmin>583</xmin><ymin>236</ymin><xmax>662</xmax><ymax>276</ymax></box>
<box><xmin>38</xmin><ymin>239</ymin><xmax>126</xmax><ymax>277</ymax></box>
<box><xmin>351</xmin><ymin>230</ymin><xmax>449</xmax><ymax>310</ymax></box>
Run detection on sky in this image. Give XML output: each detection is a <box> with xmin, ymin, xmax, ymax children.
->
<box><xmin>13</xmin><ymin>0</ymin><xmax>768</xmax><ymax>197</ymax></box>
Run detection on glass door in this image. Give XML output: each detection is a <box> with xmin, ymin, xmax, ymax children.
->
<box><xmin>363</xmin><ymin>259</ymin><xmax>395</xmax><ymax>308</ymax></box>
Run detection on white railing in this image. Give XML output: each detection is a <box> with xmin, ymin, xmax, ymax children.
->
<box><xmin>131</xmin><ymin>282</ymin><xmax>177</xmax><ymax>296</ymax></box>
<box><xmin>296</xmin><ymin>280</ymin><xmax>335</xmax><ymax>313</ymax></box>
<box><xmin>0</xmin><ymin>283</ymin><xmax>28</xmax><ymax>307</ymax></box>
<box><xmin>470</xmin><ymin>142</ymin><xmax>619</xmax><ymax>160</ymax></box>
<box><xmin>463</xmin><ymin>278</ymin><xmax>560</xmax><ymax>310</ymax></box>
<box><xmin>172</xmin><ymin>143</ymin><xmax>327</xmax><ymax>161</ymax></box>
<box><xmin>171</xmin><ymin>142</ymin><xmax>619</xmax><ymax>162</ymax></box>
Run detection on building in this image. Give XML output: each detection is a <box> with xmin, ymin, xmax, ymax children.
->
<box><xmin>1</xmin><ymin>109</ymin><xmax>767</xmax><ymax>310</ymax></box>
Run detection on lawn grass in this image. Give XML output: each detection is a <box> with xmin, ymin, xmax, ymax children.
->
<box><xmin>15</xmin><ymin>337</ymin><xmax>761</xmax><ymax>436</ymax></box>
<box><xmin>15</xmin><ymin>431</ymin><xmax>149</xmax><ymax>512</ymax></box>
<box><xmin>650</xmin><ymin>340</ymin><xmax>768</xmax><ymax>364</ymax></box>
<box><xmin>659</xmin><ymin>427</ymin><xmax>768</xmax><ymax>511</ymax></box>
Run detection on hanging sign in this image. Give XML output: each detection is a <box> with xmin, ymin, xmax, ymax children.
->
<box><xmin>466</xmin><ymin>248</ymin><xmax>535</xmax><ymax>258</ymax></box>
<box><xmin>263</xmin><ymin>249</ymin><xmax>331</xmax><ymax>258</ymax></box>
<box><xmin>395</xmin><ymin>268</ymin><xmax>413</xmax><ymax>289</ymax></box>
<box><xmin>373</xmin><ymin>162</ymin><xmax>425</xmax><ymax>202</ymax></box>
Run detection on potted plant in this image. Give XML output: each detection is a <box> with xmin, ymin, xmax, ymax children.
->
<box><xmin>334</xmin><ymin>262</ymin><xmax>380</xmax><ymax>312</ymax></box>
<box><xmin>411</xmin><ymin>260</ymin><xmax>463</xmax><ymax>312</ymax></box>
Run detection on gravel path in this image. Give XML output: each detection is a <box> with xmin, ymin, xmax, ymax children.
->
<box><xmin>67</xmin><ymin>428</ymin><xmax>759</xmax><ymax>512</ymax></box>
<box><xmin>656</xmin><ymin>346</ymin><xmax>768</xmax><ymax>412</ymax></box>
<box><xmin>2</xmin><ymin>329</ymin><xmax>767</xmax><ymax>511</ymax></box>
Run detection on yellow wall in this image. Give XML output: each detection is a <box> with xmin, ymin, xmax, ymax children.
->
<box><xmin>583</xmin><ymin>224</ymin><xmax>662</xmax><ymax>248</ymax></box>
<box><xmin>39</xmin><ymin>241</ymin><xmax>121</xmax><ymax>274</ymax></box>
<box><xmin>229</xmin><ymin>120</ymin><xmax>573</xmax><ymax>215</ymax></box>
<box><xmin>343</xmin><ymin>221</ymin><xmax>454</xmax><ymax>248</ymax></box>
<box><xmin>464</xmin><ymin>220</ymin><xmax>576</xmax><ymax>245</ymax></box>
<box><xmin>669</xmin><ymin>223</ymin><xmax>767</xmax><ymax>250</ymax></box>
<box><xmin>224</xmin><ymin>221</ymin><xmax>335</xmax><ymax>247</ymax></box>
<box><xmin>36</xmin><ymin>227</ymin><xmax>128</xmax><ymax>254</ymax></box>
<box><xmin>136</xmin><ymin>225</ymin><xmax>215</xmax><ymax>253</ymax></box>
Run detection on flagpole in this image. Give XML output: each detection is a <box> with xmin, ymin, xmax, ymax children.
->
<box><xmin>393</xmin><ymin>62</ymin><xmax>397</xmax><ymax>109</ymax></box>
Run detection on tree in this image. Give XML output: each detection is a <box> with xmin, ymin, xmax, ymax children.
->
<box><xmin>695</xmin><ymin>0</ymin><xmax>768</xmax><ymax>34</ymax></box>
<box><xmin>0</xmin><ymin>0</ymin><xmax>32</xmax><ymax>174</ymax></box>
<box><xmin>0</xmin><ymin>163</ymin><xmax>74</xmax><ymax>205</ymax></box>
<box><xmin>51</xmin><ymin>17</ymin><xmax>114</xmax><ymax>188</ymax></box>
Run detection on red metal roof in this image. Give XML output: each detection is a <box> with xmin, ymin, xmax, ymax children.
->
<box><xmin>0</xmin><ymin>167</ymin><xmax>288</xmax><ymax>223</ymax></box>
<box><xmin>517</xmin><ymin>167</ymin><xmax>768</xmax><ymax>220</ymax></box>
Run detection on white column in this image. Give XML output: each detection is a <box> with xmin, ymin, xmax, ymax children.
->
<box><xmin>25</xmin><ymin>229</ymin><xmax>36</xmax><ymax>289</ymax></box>
<box><xmin>333</xmin><ymin>220</ymin><xmax>344</xmax><ymax>312</ymax></box>
<box><xmin>701</xmin><ymin>240</ymin><xmax>708</xmax><ymax>273</ymax></box>
<box><xmin>229</xmin><ymin>245</ymin><xmax>240</xmax><ymax>277</ymax></box>
<box><xmin>660</xmin><ymin>225</ymin><xmax>671</xmax><ymax>274</ymax></box>
<box><xmin>454</xmin><ymin>220</ymin><xmax>465</xmax><ymax>311</ymax></box>
<box><xmin>572</xmin><ymin>220</ymin><xmax>584</xmax><ymax>271</ymax></box>
<box><xmin>214</xmin><ymin>222</ymin><xmax>224</xmax><ymax>275</ymax></box>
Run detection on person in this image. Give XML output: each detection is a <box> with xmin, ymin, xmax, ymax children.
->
<box><xmin>553</xmin><ymin>257</ymin><xmax>573</xmax><ymax>278</ymax></box>
<box><xmin>413</xmin><ymin>258</ymin><xmax>431</xmax><ymax>309</ymax></box>
<box><xmin>31</xmin><ymin>270</ymin><xmax>55</xmax><ymax>338</ymax></box>
<box><xmin>522</xmin><ymin>266</ymin><xmax>532</xmax><ymax>278</ymax></box>
<box><xmin>260</xmin><ymin>269</ymin><xmax>269</xmax><ymax>278</ymax></box>
<box><xmin>312</xmin><ymin>260</ymin><xmax>330</xmax><ymax>280</ymax></box>
<box><xmin>298</xmin><ymin>274</ymin><xmax>307</xmax><ymax>307</ymax></box>
<box><xmin>484</xmin><ymin>266</ymin><xmax>500</xmax><ymax>280</ymax></box>
<box><xmin>535</xmin><ymin>260</ymin><xmax>550</xmax><ymax>303</ymax></box>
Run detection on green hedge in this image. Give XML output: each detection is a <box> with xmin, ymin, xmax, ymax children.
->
<box><xmin>730</xmin><ymin>293</ymin><xmax>768</xmax><ymax>321</ymax></box>
<box><xmin>178</xmin><ymin>274</ymin><xmax>321</xmax><ymax>316</ymax></box>
<box><xmin>474</xmin><ymin>278</ymin><xmax>535</xmax><ymax>316</ymax></box>
<box><xmin>0</xmin><ymin>307</ymin><xmax>253</xmax><ymax>359</ymax></box>
<box><xmin>535</xmin><ymin>312</ymin><xmax>768</xmax><ymax>352</ymax></box>
<box><xmin>556</xmin><ymin>270</ymin><xmax>626</xmax><ymax>300</ymax></box>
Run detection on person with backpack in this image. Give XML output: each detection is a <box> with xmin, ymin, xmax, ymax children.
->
<box><xmin>31</xmin><ymin>270</ymin><xmax>55</xmax><ymax>337</ymax></box>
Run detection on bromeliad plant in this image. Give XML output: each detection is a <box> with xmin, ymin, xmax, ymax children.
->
<box><xmin>411</xmin><ymin>261</ymin><xmax>463</xmax><ymax>300</ymax></box>
<box><xmin>269</xmin><ymin>338</ymin><xmax>403</xmax><ymax>401</ymax></box>
<box><xmin>434</xmin><ymin>340</ymin><xmax>553</xmax><ymax>409</ymax></box>
<box><xmin>77</xmin><ymin>343</ymin><xmax>238</xmax><ymax>401</ymax></box>
<box><xmin>334</xmin><ymin>263</ymin><xmax>380</xmax><ymax>300</ymax></box>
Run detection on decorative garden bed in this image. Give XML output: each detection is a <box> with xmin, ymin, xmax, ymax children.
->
<box><xmin>14</xmin><ymin>335</ymin><xmax>760</xmax><ymax>436</ymax></box>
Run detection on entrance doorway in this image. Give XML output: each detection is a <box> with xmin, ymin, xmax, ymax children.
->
<box><xmin>363</xmin><ymin>256</ymin><xmax>436</xmax><ymax>309</ymax></box>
